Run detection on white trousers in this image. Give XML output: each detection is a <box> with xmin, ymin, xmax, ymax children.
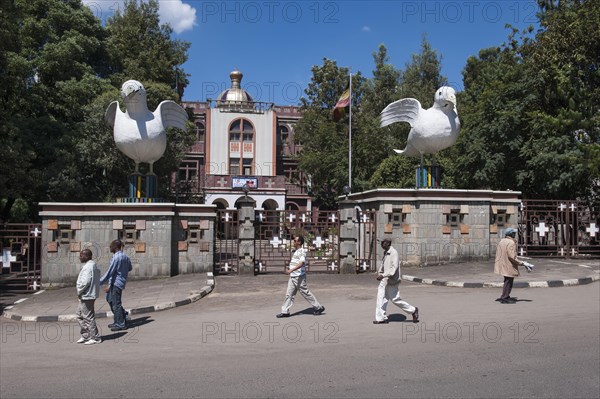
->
<box><xmin>281</xmin><ymin>274</ymin><xmax>321</xmax><ymax>314</ymax></box>
<box><xmin>375</xmin><ymin>279</ymin><xmax>415</xmax><ymax>322</ymax></box>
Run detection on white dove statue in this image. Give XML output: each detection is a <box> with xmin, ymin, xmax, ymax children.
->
<box><xmin>105</xmin><ymin>80</ymin><xmax>188</xmax><ymax>173</ymax></box>
<box><xmin>380</xmin><ymin>86</ymin><xmax>460</xmax><ymax>163</ymax></box>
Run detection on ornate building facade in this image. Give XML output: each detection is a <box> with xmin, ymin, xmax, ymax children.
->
<box><xmin>179</xmin><ymin>70</ymin><xmax>311</xmax><ymax>211</ymax></box>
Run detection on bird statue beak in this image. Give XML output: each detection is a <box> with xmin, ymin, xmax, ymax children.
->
<box><xmin>448</xmin><ymin>94</ymin><xmax>457</xmax><ymax>106</ymax></box>
<box><xmin>122</xmin><ymin>84</ymin><xmax>139</xmax><ymax>98</ymax></box>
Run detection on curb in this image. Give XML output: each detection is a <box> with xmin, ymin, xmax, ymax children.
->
<box><xmin>401</xmin><ymin>272</ymin><xmax>600</xmax><ymax>288</ymax></box>
<box><xmin>2</xmin><ymin>272</ymin><xmax>215</xmax><ymax>323</ymax></box>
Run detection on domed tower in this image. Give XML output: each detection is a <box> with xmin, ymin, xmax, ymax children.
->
<box><xmin>216</xmin><ymin>69</ymin><xmax>255</xmax><ymax>111</ymax></box>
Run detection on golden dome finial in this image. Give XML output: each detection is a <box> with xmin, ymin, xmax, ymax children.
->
<box><xmin>230</xmin><ymin>69</ymin><xmax>243</xmax><ymax>89</ymax></box>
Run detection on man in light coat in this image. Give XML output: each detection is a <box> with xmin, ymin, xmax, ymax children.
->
<box><xmin>76</xmin><ymin>249</ymin><xmax>101</xmax><ymax>345</ymax></box>
<box><xmin>374</xmin><ymin>239</ymin><xmax>419</xmax><ymax>324</ymax></box>
<box><xmin>494</xmin><ymin>228</ymin><xmax>524</xmax><ymax>303</ymax></box>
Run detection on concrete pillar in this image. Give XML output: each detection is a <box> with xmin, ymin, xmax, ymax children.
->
<box><xmin>237</xmin><ymin>197</ymin><xmax>256</xmax><ymax>276</ymax></box>
<box><xmin>338</xmin><ymin>199</ymin><xmax>358</xmax><ymax>274</ymax></box>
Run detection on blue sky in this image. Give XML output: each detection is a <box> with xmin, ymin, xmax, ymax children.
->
<box><xmin>85</xmin><ymin>0</ymin><xmax>540</xmax><ymax>105</ymax></box>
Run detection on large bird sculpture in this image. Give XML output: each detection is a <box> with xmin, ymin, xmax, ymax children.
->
<box><xmin>380</xmin><ymin>86</ymin><xmax>460</xmax><ymax>164</ymax></box>
<box><xmin>105</xmin><ymin>80</ymin><xmax>188</xmax><ymax>173</ymax></box>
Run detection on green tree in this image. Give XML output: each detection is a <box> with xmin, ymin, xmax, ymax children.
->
<box><xmin>452</xmin><ymin>38</ymin><xmax>533</xmax><ymax>191</ymax></box>
<box><xmin>0</xmin><ymin>0</ymin><xmax>193</xmax><ymax>221</ymax></box>
<box><xmin>104</xmin><ymin>0</ymin><xmax>190</xmax><ymax>91</ymax></box>
<box><xmin>294</xmin><ymin>59</ymin><xmax>365</xmax><ymax>209</ymax></box>
<box><xmin>353</xmin><ymin>44</ymin><xmax>402</xmax><ymax>191</ymax></box>
<box><xmin>518</xmin><ymin>0</ymin><xmax>599</xmax><ymax>208</ymax></box>
<box><xmin>76</xmin><ymin>0</ymin><xmax>194</xmax><ymax>201</ymax></box>
<box><xmin>0</xmin><ymin>0</ymin><xmax>106</xmax><ymax>221</ymax></box>
<box><xmin>454</xmin><ymin>0</ymin><xmax>599</xmax><ymax>213</ymax></box>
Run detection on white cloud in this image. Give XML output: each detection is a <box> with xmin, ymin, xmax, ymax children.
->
<box><xmin>82</xmin><ymin>1</ymin><xmax>197</xmax><ymax>34</ymax></box>
<box><xmin>158</xmin><ymin>0</ymin><xmax>197</xmax><ymax>34</ymax></box>
<box><xmin>361</xmin><ymin>26</ymin><xmax>371</xmax><ymax>32</ymax></box>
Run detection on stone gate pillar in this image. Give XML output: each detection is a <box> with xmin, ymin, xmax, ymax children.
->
<box><xmin>338</xmin><ymin>199</ymin><xmax>358</xmax><ymax>274</ymax></box>
<box><xmin>237</xmin><ymin>198</ymin><xmax>256</xmax><ymax>276</ymax></box>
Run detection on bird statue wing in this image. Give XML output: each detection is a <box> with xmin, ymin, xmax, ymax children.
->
<box><xmin>156</xmin><ymin>100</ymin><xmax>189</xmax><ymax>131</ymax></box>
<box><xmin>379</xmin><ymin>98</ymin><xmax>422</xmax><ymax>128</ymax></box>
<box><xmin>104</xmin><ymin>101</ymin><xmax>120</xmax><ymax>128</ymax></box>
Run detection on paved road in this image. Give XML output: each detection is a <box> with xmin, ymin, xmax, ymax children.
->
<box><xmin>1</xmin><ymin>273</ymin><xmax>598</xmax><ymax>398</ymax></box>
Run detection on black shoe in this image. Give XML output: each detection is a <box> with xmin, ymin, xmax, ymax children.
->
<box><xmin>373</xmin><ymin>320</ymin><xmax>389</xmax><ymax>324</ymax></box>
<box><xmin>412</xmin><ymin>307</ymin><xmax>419</xmax><ymax>323</ymax></box>
<box><xmin>496</xmin><ymin>296</ymin><xmax>517</xmax><ymax>302</ymax></box>
<box><xmin>108</xmin><ymin>323</ymin><xmax>115</xmax><ymax>329</ymax></box>
<box><xmin>499</xmin><ymin>299</ymin><xmax>515</xmax><ymax>304</ymax></box>
<box><xmin>314</xmin><ymin>306</ymin><xmax>325</xmax><ymax>315</ymax></box>
<box><xmin>276</xmin><ymin>313</ymin><xmax>290</xmax><ymax>318</ymax></box>
<box><xmin>110</xmin><ymin>326</ymin><xmax>128</xmax><ymax>331</ymax></box>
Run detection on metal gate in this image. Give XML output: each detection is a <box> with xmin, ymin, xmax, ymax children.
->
<box><xmin>519</xmin><ymin>200</ymin><xmax>599</xmax><ymax>257</ymax></box>
<box><xmin>214</xmin><ymin>210</ymin><xmax>240</xmax><ymax>274</ymax></box>
<box><xmin>255</xmin><ymin>210</ymin><xmax>341</xmax><ymax>273</ymax></box>
<box><xmin>355</xmin><ymin>209</ymin><xmax>377</xmax><ymax>272</ymax></box>
<box><xmin>0</xmin><ymin>224</ymin><xmax>42</xmax><ymax>291</ymax></box>
<box><xmin>214</xmin><ymin>208</ymin><xmax>378</xmax><ymax>274</ymax></box>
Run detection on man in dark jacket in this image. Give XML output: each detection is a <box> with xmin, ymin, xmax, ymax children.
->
<box><xmin>100</xmin><ymin>240</ymin><xmax>132</xmax><ymax>331</ymax></box>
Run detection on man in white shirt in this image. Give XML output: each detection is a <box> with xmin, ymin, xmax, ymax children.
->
<box><xmin>276</xmin><ymin>236</ymin><xmax>325</xmax><ymax>318</ymax></box>
<box><xmin>374</xmin><ymin>239</ymin><xmax>419</xmax><ymax>324</ymax></box>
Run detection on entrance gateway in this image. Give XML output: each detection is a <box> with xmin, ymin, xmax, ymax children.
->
<box><xmin>5</xmin><ymin>193</ymin><xmax>598</xmax><ymax>289</ymax></box>
<box><xmin>215</xmin><ymin>208</ymin><xmax>377</xmax><ymax>274</ymax></box>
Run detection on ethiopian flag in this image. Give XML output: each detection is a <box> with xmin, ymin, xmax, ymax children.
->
<box><xmin>332</xmin><ymin>89</ymin><xmax>350</xmax><ymax>122</ymax></box>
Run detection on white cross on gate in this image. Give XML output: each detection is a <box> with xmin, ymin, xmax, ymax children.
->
<box><xmin>217</xmin><ymin>177</ymin><xmax>228</xmax><ymax>187</ymax></box>
<box><xmin>558</xmin><ymin>203</ymin><xmax>567</xmax><ymax>211</ymax></box>
<box><xmin>258</xmin><ymin>212</ymin><xmax>265</xmax><ymax>222</ymax></box>
<box><xmin>222</xmin><ymin>212</ymin><xmax>231</xmax><ymax>222</ymax></box>
<box><xmin>329</xmin><ymin>214</ymin><xmax>337</xmax><ymax>223</ymax></box>
<box><xmin>328</xmin><ymin>262</ymin><xmax>336</xmax><ymax>270</ymax></box>
<box><xmin>270</xmin><ymin>236</ymin><xmax>282</xmax><ymax>247</ymax></box>
<box><xmin>313</xmin><ymin>236</ymin><xmax>324</xmax><ymax>248</ymax></box>
<box><xmin>571</xmin><ymin>248</ymin><xmax>576</xmax><ymax>256</ymax></box>
<box><xmin>361</xmin><ymin>261</ymin><xmax>368</xmax><ymax>271</ymax></box>
<box><xmin>361</xmin><ymin>213</ymin><xmax>369</xmax><ymax>223</ymax></box>
<box><xmin>569</xmin><ymin>203</ymin><xmax>577</xmax><ymax>212</ymax></box>
<box><xmin>288</xmin><ymin>213</ymin><xmax>296</xmax><ymax>223</ymax></box>
<box><xmin>586</xmin><ymin>223</ymin><xmax>599</xmax><ymax>237</ymax></box>
<box><xmin>559</xmin><ymin>247</ymin><xmax>565</xmax><ymax>256</ymax></box>
<box><xmin>30</xmin><ymin>227</ymin><xmax>40</xmax><ymax>237</ymax></box>
<box><xmin>519</xmin><ymin>247</ymin><xmax>525</xmax><ymax>256</ymax></box>
<box><xmin>535</xmin><ymin>222</ymin><xmax>549</xmax><ymax>237</ymax></box>
<box><xmin>301</xmin><ymin>213</ymin><xmax>306</xmax><ymax>223</ymax></box>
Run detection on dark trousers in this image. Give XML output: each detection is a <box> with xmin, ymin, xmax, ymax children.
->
<box><xmin>107</xmin><ymin>286</ymin><xmax>126</xmax><ymax>328</ymax></box>
<box><xmin>501</xmin><ymin>276</ymin><xmax>514</xmax><ymax>300</ymax></box>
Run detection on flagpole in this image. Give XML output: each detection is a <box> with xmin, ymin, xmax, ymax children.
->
<box><xmin>348</xmin><ymin>69</ymin><xmax>352</xmax><ymax>193</ymax></box>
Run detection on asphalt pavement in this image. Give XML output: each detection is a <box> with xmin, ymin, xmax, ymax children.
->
<box><xmin>2</xmin><ymin>258</ymin><xmax>598</xmax><ymax>322</ymax></box>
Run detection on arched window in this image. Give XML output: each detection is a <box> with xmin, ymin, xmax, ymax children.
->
<box><xmin>229</xmin><ymin>118</ymin><xmax>255</xmax><ymax>175</ymax></box>
<box><xmin>279</xmin><ymin>125</ymin><xmax>289</xmax><ymax>145</ymax></box>
<box><xmin>195</xmin><ymin>121</ymin><xmax>205</xmax><ymax>142</ymax></box>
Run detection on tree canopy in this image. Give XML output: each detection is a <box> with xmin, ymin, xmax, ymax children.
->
<box><xmin>1</xmin><ymin>0</ymin><xmax>597</xmax><ymax>221</ymax></box>
<box><xmin>296</xmin><ymin>0</ymin><xmax>598</xmax><ymax>214</ymax></box>
<box><xmin>0</xmin><ymin>0</ymin><xmax>192</xmax><ymax>222</ymax></box>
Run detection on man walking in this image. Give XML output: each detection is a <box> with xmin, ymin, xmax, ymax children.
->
<box><xmin>100</xmin><ymin>239</ymin><xmax>132</xmax><ymax>331</ymax></box>
<box><xmin>76</xmin><ymin>249</ymin><xmax>101</xmax><ymax>345</ymax></box>
<box><xmin>276</xmin><ymin>236</ymin><xmax>325</xmax><ymax>318</ymax></box>
<box><xmin>494</xmin><ymin>228</ymin><xmax>523</xmax><ymax>303</ymax></box>
<box><xmin>374</xmin><ymin>239</ymin><xmax>419</xmax><ymax>324</ymax></box>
